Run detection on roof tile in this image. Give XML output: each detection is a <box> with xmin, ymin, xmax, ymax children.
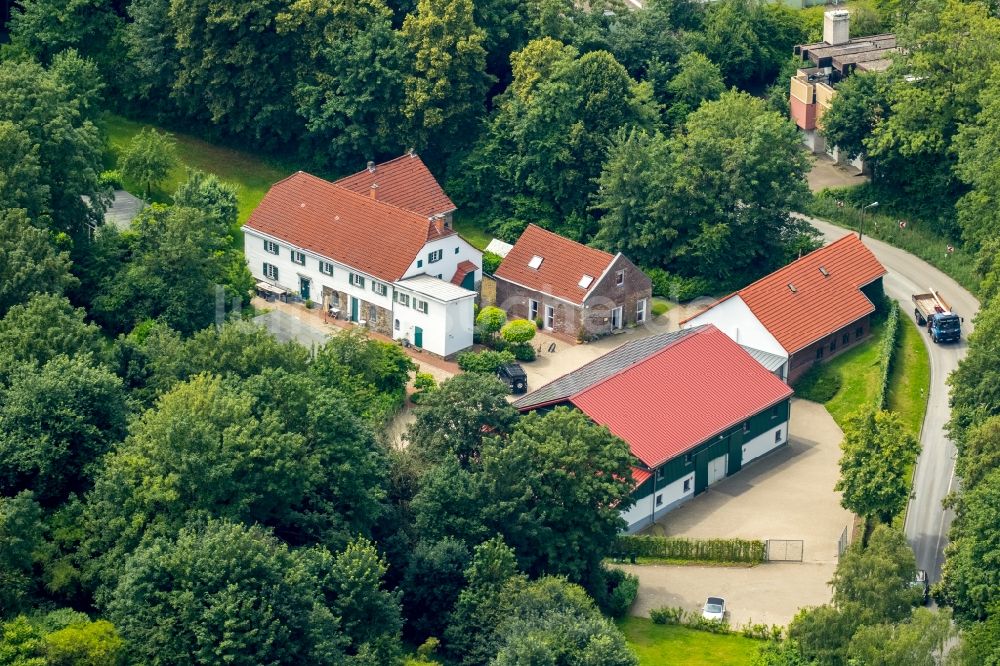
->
<box><xmin>334</xmin><ymin>153</ymin><xmax>456</xmax><ymax>218</ymax></box>
<box><xmin>494</xmin><ymin>224</ymin><xmax>616</xmax><ymax>305</ymax></box>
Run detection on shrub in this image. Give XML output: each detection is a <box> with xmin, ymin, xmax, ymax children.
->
<box><xmin>456</xmin><ymin>349</ymin><xmax>515</xmax><ymax>374</ymax></box>
<box><xmin>741</xmin><ymin>622</ymin><xmax>784</xmax><ymax>640</ymax></box>
<box><xmin>615</xmin><ymin>535</ymin><xmax>766</xmax><ymax>564</ymax></box>
<box><xmin>650</xmin><ymin>606</ymin><xmax>684</xmax><ymax>625</ymax></box>
<box><xmin>501</xmin><ymin>319</ymin><xmax>536</xmax><ymax>345</ymax></box>
<box><xmin>792</xmin><ymin>365</ymin><xmax>843</xmax><ymax>403</ymax></box>
<box><xmin>651</xmin><ymin>301</ymin><xmax>669</xmax><ymax>317</ymax></box>
<box><xmin>411</xmin><ymin>372</ymin><xmax>438</xmax><ymax>404</ymax></box>
<box><xmin>482</xmin><ymin>251</ymin><xmax>502</xmax><ymax>275</ymax></box>
<box><xmin>510</xmin><ymin>343</ymin><xmax>536</xmax><ymax>362</ymax></box>
<box><xmin>685</xmin><ymin>612</ymin><xmax>730</xmax><ymax>634</ymax></box>
<box><xmin>99</xmin><ymin>169</ymin><xmax>123</xmax><ymax>189</ymax></box>
<box><xmin>602</xmin><ymin>569</ymin><xmax>639</xmax><ymax>618</ymax></box>
<box><xmin>476</xmin><ymin>306</ymin><xmax>507</xmax><ymax>344</ymax></box>
<box><xmin>646</xmin><ymin>268</ymin><xmax>715</xmax><ymax>302</ymax></box>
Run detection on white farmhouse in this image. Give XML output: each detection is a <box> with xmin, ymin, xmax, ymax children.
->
<box><xmin>243</xmin><ymin>154</ymin><xmax>481</xmax><ymax>358</ymax></box>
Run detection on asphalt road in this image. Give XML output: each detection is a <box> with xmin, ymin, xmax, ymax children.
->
<box><xmin>799</xmin><ymin>214</ymin><xmax>980</xmax><ymax>581</ymax></box>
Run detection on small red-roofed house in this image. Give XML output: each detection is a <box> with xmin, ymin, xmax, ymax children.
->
<box><xmin>513</xmin><ymin>325</ymin><xmax>794</xmax><ymax>531</ymax></box>
<box><xmin>682</xmin><ymin>234</ymin><xmax>886</xmax><ymax>382</ymax></box>
<box><xmin>242</xmin><ymin>155</ymin><xmax>481</xmax><ymax>358</ymax></box>
<box><xmin>494</xmin><ymin>224</ymin><xmax>652</xmax><ymax>341</ymax></box>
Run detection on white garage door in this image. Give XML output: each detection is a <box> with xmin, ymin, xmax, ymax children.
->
<box><xmin>708</xmin><ymin>454</ymin><xmax>728</xmax><ymax>486</ymax></box>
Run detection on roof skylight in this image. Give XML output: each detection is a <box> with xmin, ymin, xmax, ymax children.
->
<box><xmin>579</xmin><ymin>275</ymin><xmax>594</xmax><ymax>289</ymax></box>
<box><xmin>528</xmin><ymin>255</ymin><xmax>543</xmax><ymax>269</ymax></box>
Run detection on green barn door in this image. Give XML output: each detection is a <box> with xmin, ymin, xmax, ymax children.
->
<box><xmin>414</xmin><ymin>326</ymin><xmax>423</xmax><ymax>349</ymax></box>
<box><xmin>695</xmin><ymin>451</ymin><xmax>709</xmax><ymax>494</ymax></box>
<box><xmin>461</xmin><ymin>271</ymin><xmax>475</xmax><ymax>291</ymax></box>
<box><xmin>728</xmin><ymin>431</ymin><xmax>744</xmax><ymax>475</ymax></box>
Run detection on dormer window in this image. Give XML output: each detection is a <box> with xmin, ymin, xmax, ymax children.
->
<box><xmin>578</xmin><ymin>275</ymin><xmax>594</xmax><ymax>289</ymax></box>
<box><xmin>528</xmin><ymin>255</ymin><xmax>543</xmax><ymax>269</ymax></box>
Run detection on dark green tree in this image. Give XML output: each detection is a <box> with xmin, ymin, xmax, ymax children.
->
<box><xmin>940</xmin><ymin>467</ymin><xmax>1000</xmax><ymax>620</ymax></box>
<box><xmin>0</xmin><ymin>212</ymin><xmax>77</xmax><ymax>317</ymax></box>
<box><xmin>665</xmin><ymin>51</ymin><xmax>725</xmax><ymax>123</ymax></box>
<box><xmin>0</xmin><ymin>294</ymin><xmax>104</xmax><ymax>374</ymax></box>
<box><xmin>401</xmin><ymin>538</ymin><xmax>470</xmax><ymax>642</ymax></box>
<box><xmin>0</xmin><ymin>356</ymin><xmax>127</xmax><ymax>504</ymax></box>
<box><xmin>401</xmin><ymin>0</ymin><xmax>492</xmax><ymax>161</ymax></box>
<box><xmin>480</xmin><ymin>407</ymin><xmax>634</xmax><ymax>586</ymax></box>
<box><xmin>105</xmin><ymin>520</ymin><xmax>348</xmax><ymax>665</ymax></box>
<box><xmin>847</xmin><ymin>608</ymin><xmax>954</xmax><ymax>666</ymax></box>
<box><xmin>118</xmin><ymin>128</ymin><xmax>178</xmax><ymax>199</ymax></box>
<box><xmin>835</xmin><ymin>409</ymin><xmax>921</xmax><ymax>525</ymax></box>
<box><xmin>0</xmin><ymin>492</ymin><xmax>44</xmax><ymax>614</ymax></box>
<box><xmin>7</xmin><ymin>0</ymin><xmax>122</xmax><ymax>73</ymax></box>
<box><xmin>832</xmin><ymin>525</ymin><xmax>922</xmax><ymax>625</ymax></box>
<box><xmin>820</xmin><ymin>71</ymin><xmax>889</xmax><ymax>163</ymax></box>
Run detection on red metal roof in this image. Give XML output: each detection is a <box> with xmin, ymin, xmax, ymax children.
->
<box><xmin>451</xmin><ymin>260</ymin><xmax>477</xmax><ymax>286</ymax></box>
<box><xmin>494</xmin><ymin>224</ymin><xmax>616</xmax><ymax>305</ymax></box>
<box><xmin>570</xmin><ymin>326</ymin><xmax>793</xmax><ymax>469</ymax></box>
<box><xmin>736</xmin><ymin>234</ymin><xmax>885</xmax><ymax>354</ymax></box>
<box><xmin>244</xmin><ymin>172</ymin><xmax>453</xmax><ymax>282</ymax></box>
<box><xmin>334</xmin><ymin>154</ymin><xmax>456</xmax><ymax>218</ymax></box>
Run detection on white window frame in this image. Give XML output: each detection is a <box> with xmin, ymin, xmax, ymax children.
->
<box><xmin>264</xmin><ymin>240</ymin><xmax>279</xmax><ymax>255</ymax></box>
<box><xmin>319</xmin><ymin>261</ymin><xmax>334</xmax><ymax>276</ymax></box>
<box><xmin>290</xmin><ymin>250</ymin><xmax>306</xmax><ymax>266</ymax></box>
<box><xmin>396</xmin><ymin>292</ymin><xmax>410</xmax><ymax>307</ymax></box>
<box><xmin>528</xmin><ymin>299</ymin><xmax>539</xmax><ymax>321</ymax></box>
<box><xmin>616</xmin><ymin>269</ymin><xmax>626</xmax><ymax>286</ymax></box>
<box><xmin>371</xmin><ymin>281</ymin><xmax>387</xmax><ymax>297</ymax></box>
<box><xmin>636</xmin><ymin>298</ymin><xmax>646</xmax><ymax>323</ymax></box>
<box><xmin>428</xmin><ymin>249</ymin><xmax>443</xmax><ymax>264</ymax></box>
<box><xmin>544</xmin><ymin>304</ymin><xmax>554</xmax><ymax>330</ymax></box>
<box><xmin>415</xmin><ymin>300</ymin><xmax>428</xmax><ymax>314</ymax></box>
<box><xmin>262</xmin><ymin>262</ymin><xmax>278</xmax><ymax>280</ymax></box>
<box><xmin>350</xmin><ymin>273</ymin><xmax>365</xmax><ymax>288</ymax></box>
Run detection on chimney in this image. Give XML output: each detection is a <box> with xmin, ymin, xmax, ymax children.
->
<box><xmin>823</xmin><ymin>10</ymin><xmax>850</xmax><ymax>46</ymax></box>
<box><xmin>369</xmin><ymin>183</ymin><xmax>378</xmax><ymax>200</ymax></box>
<box><xmin>367</xmin><ymin>160</ymin><xmax>376</xmax><ymax>173</ymax></box>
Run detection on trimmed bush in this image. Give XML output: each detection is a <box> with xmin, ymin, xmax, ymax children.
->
<box><xmin>510</xmin><ymin>343</ymin><xmax>536</xmax><ymax>362</ymax></box>
<box><xmin>482</xmin><ymin>251</ymin><xmax>502</xmax><ymax>275</ymax></box>
<box><xmin>651</xmin><ymin>301</ymin><xmax>669</xmax><ymax>317</ymax></box>
<box><xmin>602</xmin><ymin>569</ymin><xmax>639</xmax><ymax>618</ymax></box>
<box><xmin>792</xmin><ymin>364</ymin><xmax>843</xmax><ymax>403</ymax></box>
<box><xmin>616</xmin><ymin>535</ymin><xmax>766</xmax><ymax>564</ymax></box>
<box><xmin>875</xmin><ymin>301</ymin><xmax>900</xmax><ymax>409</ymax></box>
<box><xmin>646</xmin><ymin>268</ymin><xmax>715</xmax><ymax>302</ymax></box>
<box><xmin>650</xmin><ymin>606</ymin><xmax>684</xmax><ymax>625</ymax></box>
<box><xmin>456</xmin><ymin>349</ymin><xmax>515</xmax><ymax>374</ymax></box>
<box><xmin>501</xmin><ymin>319</ymin><xmax>536</xmax><ymax>345</ymax></box>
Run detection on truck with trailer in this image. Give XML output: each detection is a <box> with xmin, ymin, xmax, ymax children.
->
<box><xmin>912</xmin><ymin>290</ymin><xmax>962</xmax><ymax>343</ymax></box>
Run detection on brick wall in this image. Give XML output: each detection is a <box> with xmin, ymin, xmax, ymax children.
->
<box><xmin>584</xmin><ymin>255</ymin><xmax>653</xmax><ymax>337</ymax></box>
<box><xmin>494</xmin><ymin>279</ymin><xmax>583</xmax><ymax>338</ymax></box>
<box><xmin>787</xmin><ymin>315</ymin><xmax>871</xmax><ymax>382</ymax></box>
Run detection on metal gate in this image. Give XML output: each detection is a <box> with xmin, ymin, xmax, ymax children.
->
<box><xmin>766</xmin><ymin>539</ymin><xmax>804</xmax><ymax>562</ymax></box>
<box><xmin>837</xmin><ymin>524</ymin><xmax>851</xmax><ymax>558</ymax></box>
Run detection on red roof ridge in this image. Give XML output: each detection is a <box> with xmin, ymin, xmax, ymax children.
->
<box><xmin>567</xmin><ymin>324</ymin><xmax>714</xmax><ymax>402</ymax></box>
<box><xmin>738</xmin><ymin>233</ymin><xmax>868</xmax><ymax>294</ymax></box>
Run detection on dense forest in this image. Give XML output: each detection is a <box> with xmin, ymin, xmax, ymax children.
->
<box><xmin>2</xmin><ymin>0</ymin><xmax>1000</xmax><ymax>663</ymax></box>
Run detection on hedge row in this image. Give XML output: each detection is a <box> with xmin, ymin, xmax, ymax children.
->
<box><xmin>615</xmin><ymin>535</ymin><xmax>766</xmax><ymax>564</ymax></box>
<box><xmin>876</xmin><ymin>301</ymin><xmax>900</xmax><ymax>409</ymax></box>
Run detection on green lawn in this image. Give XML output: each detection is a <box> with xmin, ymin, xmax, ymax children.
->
<box><xmin>792</xmin><ymin>314</ymin><xmax>930</xmax><ymax>437</ymax></box>
<box><xmin>887</xmin><ymin>316</ymin><xmax>932</xmax><ymax>435</ymax></box>
<box><xmin>618</xmin><ymin>618</ymin><xmax>760</xmax><ymax>666</ymax></box>
<box><xmin>451</xmin><ymin>211</ymin><xmax>492</xmax><ymax>251</ymax></box>
<box><xmin>99</xmin><ymin>113</ymin><xmax>293</xmax><ymax>234</ymax></box>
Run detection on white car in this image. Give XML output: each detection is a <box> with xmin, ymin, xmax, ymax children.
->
<box><xmin>702</xmin><ymin>596</ymin><xmax>726</xmax><ymax>621</ymax></box>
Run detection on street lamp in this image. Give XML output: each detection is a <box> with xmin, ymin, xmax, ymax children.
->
<box><xmin>859</xmin><ymin>201</ymin><xmax>879</xmax><ymax>240</ymax></box>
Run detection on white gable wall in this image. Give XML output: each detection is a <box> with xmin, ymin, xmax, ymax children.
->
<box><xmin>401</xmin><ymin>234</ymin><xmax>482</xmax><ymax>285</ymax></box>
<box><xmin>683</xmin><ymin>296</ymin><xmax>788</xmax><ymax>360</ymax></box>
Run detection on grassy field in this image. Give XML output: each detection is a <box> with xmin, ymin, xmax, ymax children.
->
<box><xmin>99</xmin><ymin>114</ymin><xmax>293</xmax><ymax>232</ymax></box>
<box><xmin>618</xmin><ymin>618</ymin><xmax>759</xmax><ymax>666</ymax></box>
<box><xmin>887</xmin><ymin>316</ymin><xmax>932</xmax><ymax>435</ymax></box>
<box><xmin>793</xmin><ymin>314</ymin><xmax>929</xmax><ymax>436</ymax></box>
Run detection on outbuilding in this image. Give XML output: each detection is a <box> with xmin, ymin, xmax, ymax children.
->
<box><xmin>513</xmin><ymin>325</ymin><xmax>794</xmax><ymax>533</ymax></box>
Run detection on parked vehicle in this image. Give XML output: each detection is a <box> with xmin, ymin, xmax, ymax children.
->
<box><xmin>497</xmin><ymin>363</ymin><xmax>528</xmax><ymax>394</ymax></box>
<box><xmin>912</xmin><ymin>290</ymin><xmax>962</xmax><ymax>343</ymax></box>
<box><xmin>702</xmin><ymin>596</ymin><xmax>726</xmax><ymax>621</ymax></box>
<box><xmin>911</xmin><ymin>569</ymin><xmax>930</xmax><ymax>604</ymax></box>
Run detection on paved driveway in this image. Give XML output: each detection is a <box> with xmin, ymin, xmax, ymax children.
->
<box><xmin>625</xmin><ymin>398</ymin><xmax>851</xmax><ymax>627</ymax></box>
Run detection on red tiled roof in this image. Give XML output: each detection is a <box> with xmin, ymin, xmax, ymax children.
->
<box><xmin>334</xmin><ymin>154</ymin><xmax>456</xmax><ymax>218</ymax></box>
<box><xmin>244</xmin><ymin>172</ymin><xmax>454</xmax><ymax>282</ymax></box>
<box><xmin>631</xmin><ymin>467</ymin><xmax>652</xmax><ymax>489</ymax></box>
<box><xmin>571</xmin><ymin>326</ymin><xmax>793</xmax><ymax>469</ymax></box>
<box><xmin>494</xmin><ymin>224</ymin><xmax>616</xmax><ymax>305</ymax></box>
<box><xmin>736</xmin><ymin>235</ymin><xmax>886</xmax><ymax>354</ymax></box>
<box><xmin>451</xmin><ymin>260</ymin><xmax>477</xmax><ymax>286</ymax></box>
